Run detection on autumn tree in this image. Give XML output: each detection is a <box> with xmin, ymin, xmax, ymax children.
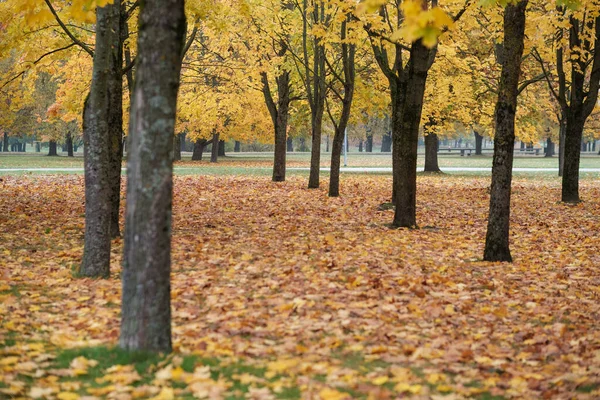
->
<box><xmin>483</xmin><ymin>0</ymin><xmax>528</xmax><ymax>262</ymax></box>
<box><xmin>119</xmin><ymin>0</ymin><xmax>186</xmax><ymax>352</ymax></box>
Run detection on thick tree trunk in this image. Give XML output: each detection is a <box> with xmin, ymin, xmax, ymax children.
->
<box><xmin>81</xmin><ymin>1</ymin><xmax>122</xmax><ymax>276</ymax></box>
<box><xmin>192</xmin><ymin>139</ymin><xmax>207</xmax><ymax>160</ymax></box>
<box><xmin>66</xmin><ymin>133</ymin><xmax>74</xmax><ymax>157</ymax></box>
<box><xmin>218</xmin><ymin>139</ymin><xmax>225</xmax><ymax>156</ymax></box>
<box><xmin>48</xmin><ymin>140</ymin><xmax>58</xmax><ymax>156</ymax></box>
<box><xmin>392</xmin><ymin>41</ymin><xmax>433</xmax><ymax>227</ymax></box>
<box><xmin>173</xmin><ymin>134</ymin><xmax>182</xmax><ymax>161</ymax></box>
<box><xmin>366</xmin><ymin>134</ymin><xmax>373</xmax><ymax>152</ymax></box>
<box><xmin>484</xmin><ymin>1</ymin><xmax>527</xmax><ymax>263</ymax></box>
<box><xmin>36</xmin><ymin>142</ymin><xmax>41</xmax><ymax>152</ymax></box>
<box><xmin>287</xmin><ymin>137</ymin><xmax>293</xmax><ymax>152</ymax></box>
<box><xmin>562</xmin><ymin>117</ymin><xmax>584</xmax><ymax>202</ymax></box>
<box><xmin>120</xmin><ymin>0</ymin><xmax>185</xmax><ymax>353</ymax></box>
<box><xmin>210</xmin><ymin>133</ymin><xmax>219</xmax><ymax>163</ymax></box>
<box><xmin>2</xmin><ymin>132</ymin><xmax>7</xmax><ymax>152</ymax></box>
<box><xmin>234</xmin><ymin>140</ymin><xmax>240</xmax><ymax>152</ymax></box>
<box><xmin>545</xmin><ymin>137</ymin><xmax>554</xmax><ymax>157</ymax></box>
<box><xmin>474</xmin><ymin>131</ymin><xmax>483</xmax><ymax>155</ymax></box>
<box><xmin>381</xmin><ymin>131</ymin><xmax>391</xmax><ymax>152</ymax></box>
<box><xmin>308</xmin><ymin>113</ymin><xmax>323</xmax><ymax>188</ymax></box>
<box><xmin>424</xmin><ymin>133</ymin><xmax>441</xmax><ymax>172</ymax></box>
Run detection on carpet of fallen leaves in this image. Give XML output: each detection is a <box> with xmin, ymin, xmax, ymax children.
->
<box><xmin>1</xmin><ymin>174</ymin><xmax>600</xmax><ymax>399</ymax></box>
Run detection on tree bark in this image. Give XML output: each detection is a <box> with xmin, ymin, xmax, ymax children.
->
<box><xmin>392</xmin><ymin>41</ymin><xmax>434</xmax><ymax>227</ymax></box>
<box><xmin>381</xmin><ymin>131</ymin><xmax>391</xmax><ymax>152</ymax></box>
<box><xmin>120</xmin><ymin>0</ymin><xmax>185</xmax><ymax>353</ymax></box>
<box><xmin>474</xmin><ymin>131</ymin><xmax>483</xmax><ymax>155</ymax></box>
<box><xmin>173</xmin><ymin>134</ymin><xmax>182</xmax><ymax>161</ymax></box>
<box><xmin>66</xmin><ymin>133</ymin><xmax>74</xmax><ymax>157</ymax></box>
<box><xmin>234</xmin><ymin>140</ymin><xmax>240</xmax><ymax>152</ymax></box>
<box><xmin>558</xmin><ymin>119</ymin><xmax>566</xmax><ymax>176</ymax></box>
<box><xmin>192</xmin><ymin>139</ymin><xmax>207</xmax><ymax>160</ymax></box>
<box><xmin>358</xmin><ymin>140</ymin><xmax>363</xmax><ymax>152</ymax></box>
<box><xmin>2</xmin><ymin>132</ymin><xmax>7</xmax><ymax>152</ymax></box>
<box><xmin>81</xmin><ymin>0</ymin><xmax>122</xmax><ymax>276</ymax></box>
<box><xmin>545</xmin><ymin>137</ymin><xmax>554</xmax><ymax>157</ymax></box>
<box><xmin>287</xmin><ymin>136</ymin><xmax>293</xmax><ymax>152</ymax></box>
<box><xmin>366</xmin><ymin>134</ymin><xmax>373</xmax><ymax>152</ymax></box>
<box><xmin>210</xmin><ymin>132</ymin><xmax>219</xmax><ymax>163</ymax></box>
<box><xmin>218</xmin><ymin>139</ymin><xmax>225</xmax><ymax>156</ymax></box>
<box><xmin>48</xmin><ymin>140</ymin><xmax>58</xmax><ymax>156</ymax></box>
<box><xmin>328</xmin><ymin>18</ymin><xmax>355</xmax><ymax>197</ymax></box>
<box><xmin>562</xmin><ymin>116</ymin><xmax>584</xmax><ymax>202</ymax></box>
<box><xmin>424</xmin><ymin>133</ymin><xmax>441</xmax><ymax>172</ymax></box>
<box><xmin>22</xmin><ymin>142</ymin><xmax>26</xmax><ymax>152</ymax></box>
<box><xmin>484</xmin><ymin>1</ymin><xmax>527</xmax><ymax>263</ymax></box>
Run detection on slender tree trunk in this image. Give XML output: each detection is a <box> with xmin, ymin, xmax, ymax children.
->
<box><xmin>484</xmin><ymin>0</ymin><xmax>527</xmax><ymax>262</ymax></box>
<box><xmin>173</xmin><ymin>134</ymin><xmax>182</xmax><ymax>161</ymax></box>
<box><xmin>474</xmin><ymin>131</ymin><xmax>483</xmax><ymax>155</ymax></box>
<box><xmin>308</xmin><ymin>112</ymin><xmax>323</xmax><ymax>188</ymax></box>
<box><xmin>210</xmin><ymin>133</ymin><xmax>219</xmax><ymax>163</ymax></box>
<box><xmin>234</xmin><ymin>140</ymin><xmax>240</xmax><ymax>152</ymax></box>
<box><xmin>120</xmin><ymin>0</ymin><xmax>185</xmax><ymax>353</ymax></box>
<box><xmin>381</xmin><ymin>131</ymin><xmax>391</xmax><ymax>152</ymax></box>
<box><xmin>48</xmin><ymin>140</ymin><xmax>58</xmax><ymax>156</ymax></box>
<box><xmin>558</xmin><ymin>120</ymin><xmax>566</xmax><ymax>176</ymax></box>
<box><xmin>424</xmin><ymin>133</ymin><xmax>441</xmax><ymax>172</ymax></box>
<box><xmin>366</xmin><ymin>134</ymin><xmax>373</xmax><ymax>152</ymax></box>
<box><xmin>358</xmin><ymin>140</ymin><xmax>363</xmax><ymax>152</ymax></box>
<box><xmin>287</xmin><ymin>137</ymin><xmax>293</xmax><ymax>152</ymax></box>
<box><xmin>22</xmin><ymin>142</ymin><xmax>26</xmax><ymax>152</ymax></box>
<box><xmin>192</xmin><ymin>139</ymin><xmax>206</xmax><ymax>160</ymax></box>
<box><xmin>81</xmin><ymin>0</ymin><xmax>122</xmax><ymax>276</ymax></box>
<box><xmin>218</xmin><ymin>139</ymin><xmax>225</xmax><ymax>156</ymax></box>
<box><xmin>66</xmin><ymin>133</ymin><xmax>74</xmax><ymax>157</ymax></box>
<box><xmin>325</xmin><ymin>135</ymin><xmax>330</xmax><ymax>152</ymax></box>
<box><xmin>2</xmin><ymin>132</ymin><xmax>7</xmax><ymax>152</ymax></box>
<box><xmin>392</xmin><ymin>41</ymin><xmax>433</xmax><ymax>227</ymax></box>
<box><xmin>545</xmin><ymin>137</ymin><xmax>554</xmax><ymax>157</ymax></box>
<box><xmin>562</xmin><ymin>116</ymin><xmax>584</xmax><ymax>202</ymax></box>
<box><xmin>180</xmin><ymin>132</ymin><xmax>186</xmax><ymax>152</ymax></box>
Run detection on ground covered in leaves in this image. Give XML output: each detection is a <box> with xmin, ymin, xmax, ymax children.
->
<box><xmin>1</xmin><ymin>174</ymin><xmax>599</xmax><ymax>399</ymax></box>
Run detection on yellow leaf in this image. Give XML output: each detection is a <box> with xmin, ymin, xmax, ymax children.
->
<box><xmin>319</xmin><ymin>388</ymin><xmax>349</xmax><ymax>400</ymax></box>
<box><xmin>57</xmin><ymin>392</ymin><xmax>80</xmax><ymax>400</ymax></box>
<box><xmin>372</xmin><ymin>376</ymin><xmax>389</xmax><ymax>385</ymax></box>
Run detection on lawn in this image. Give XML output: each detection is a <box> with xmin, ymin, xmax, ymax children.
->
<box><xmin>1</xmin><ymin>173</ymin><xmax>600</xmax><ymax>399</ymax></box>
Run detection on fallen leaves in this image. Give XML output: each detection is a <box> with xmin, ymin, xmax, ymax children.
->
<box><xmin>1</xmin><ymin>174</ymin><xmax>600</xmax><ymax>398</ymax></box>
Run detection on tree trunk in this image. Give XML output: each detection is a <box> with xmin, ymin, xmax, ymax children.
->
<box><xmin>545</xmin><ymin>137</ymin><xmax>554</xmax><ymax>157</ymax></box>
<box><xmin>287</xmin><ymin>137</ymin><xmax>293</xmax><ymax>152</ymax></box>
<box><xmin>392</xmin><ymin>41</ymin><xmax>433</xmax><ymax>227</ymax></box>
<box><xmin>192</xmin><ymin>139</ymin><xmax>207</xmax><ymax>160</ymax></box>
<box><xmin>81</xmin><ymin>0</ymin><xmax>122</xmax><ymax>276</ymax></box>
<box><xmin>474</xmin><ymin>131</ymin><xmax>483</xmax><ymax>155</ymax></box>
<box><xmin>120</xmin><ymin>0</ymin><xmax>185</xmax><ymax>353</ymax></box>
<box><xmin>22</xmin><ymin>142</ymin><xmax>26</xmax><ymax>152</ymax></box>
<box><xmin>366</xmin><ymin>134</ymin><xmax>373</xmax><ymax>152</ymax></box>
<box><xmin>234</xmin><ymin>140</ymin><xmax>240</xmax><ymax>152</ymax></box>
<box><xmin>180</xmin><ymin>131</ymin><xmax>186</xmax><ymax>152</ymax></box>
<box><xmin>66</xmin><ymin>133</ymin><xmax>74</xmax><ymax>157</ymax></box>
<box><xmin>424</xmin><ymin>133</ymin><xmax>441</xmax><ymax>172</ymax></box>
<box><xmin>2</xmin><ymin>132</ymin><xmax>7</xmax><ymax>152</ymax></box>
<box><xmin>484</xmin><ymin>0</ymin><xmax>527</xmax><ymax>263</ymax></box>
<box><xmin>558</xmin><ymin>120</ymin><xmax>566</xmax><ymax>176</ymax></box>
<box><xmin>325</xmin><ymin>135</ymin><xmax>330</xmax><ymax>152</ymax></box>
<box><xmin>381</xmin><ymin>131</ymin><xmax>391</xmax><ymax>152</ymax></box>
<box><xmin>562</xmin><ymin>117</ymin><xmax>584</xmax><ymax>202</ymax></box>
<box><xmin>308</xmin><ymin>112</ymin><xmax>323</xmax><ymax>188</ymax></box>
<box><xmin>173</xmin><ymin>133</ymin><xmax>182</xmax><ymax>161</ymax></box>
<box><xmin>218</xmin><ymin>139</ymin><xmax>225</xmax><ymax>156</ymax></box>
<box><xmin>210</xmin><ymin>132</ymin><xmax>219</xmax><ymax>163</ymax></box>
<box><xmin>358</xmin><ymin>140</ymin><xmax>363</xmax><ymax>152</ymax></box>
<box><xmin>48</xmin><ymin>140</ymin><xmax>58</xmax><ymax>156</ymax></box>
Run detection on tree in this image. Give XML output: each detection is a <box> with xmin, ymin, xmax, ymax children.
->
<box><xmin>80</xmin><ymin>0</ymin><xmax>122</xmax><ymax>278</ymax></box>
<box><xmin>533</xmin><ymin>3</ymin><xmax>600</xmax><ymax>202</ymax></box>
<box><xmin>483</xmin><ymin>0</ymin><xmax>528</xmax><ymax>262</ymax></box>
<box><xmin>119</xmin><ymin>0</ymin><xmax>186</xmax><ymax>352</ymax></box>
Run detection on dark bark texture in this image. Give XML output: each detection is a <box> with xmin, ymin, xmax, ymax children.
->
<box><xmin>484</xmin><ymin>1</ymin><xmax>527</xmax><ymax>262</ymax></box>
<box><xmin>66</xmin><ymin>133</ymin><xmax>74</xmax><ymax>157</ymax></box>
<box><xmin>287</xmin><ymin>137</ymin><xmax>293</xmax><ymax>152</ymax></box>
<box><xmin>48</xmin><ymin>140</ymin><xmax>58</xmax><ymax>156</ymax></box>
<box><xmin>424</xmin><ymin>133</ymin><xmax>440</xmax><ymax>172</ymax></box>
<box><xmin>218</xmin><ymin>140</ymin><xmax>225</xmax><ymax>156</ymax></box>
<box><xmin>81</xmin><ymin>0</ymin><xmax>122</xmax><ymax>277</ymax></box>
<box><xmin>234</xmin><ymin>140</ymin><xmax>241</xmax><ymax>152</ymax></box>
<box><xmin>120</xmin><ymin>0</ymin><xmax>185</xmax><ymax>353</ymax></box>
<box><xmin>474</xmin><ymin>131</ymin><xmax>483</xmax><ymax>155</ymax></box>
<box><xmin>210</xmin><ymin>133</ymin><xmax>219</xmax><ymax>163</ymax></box>
<box><xmin>173</xmin><ymin>134</ymin><xmax>182</xmax><ymax>161</ymax></box>
<box><xmin>2</xmin><ymin>132</ymin><xmax>8</xmax><ymax>152</ymax></box>
<box><xmin>262</xmin><ymin>71</ymin><xmax>291</xmax><ymax>182</ymax></box>
<box><xmin>192</xmin><ymin>139</ymin><xmax>207</xmax><ymax>160</ymax></box>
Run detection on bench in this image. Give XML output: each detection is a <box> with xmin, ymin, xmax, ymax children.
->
<box><xmin>517</xmin><ymin>148</ymin><xmax>542</xmax><ymax>156</ymax></box>
<box><xmin>441</xmin><ymin>148</ymin><xmax>474</xmax><ymax>156</ymax></box>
